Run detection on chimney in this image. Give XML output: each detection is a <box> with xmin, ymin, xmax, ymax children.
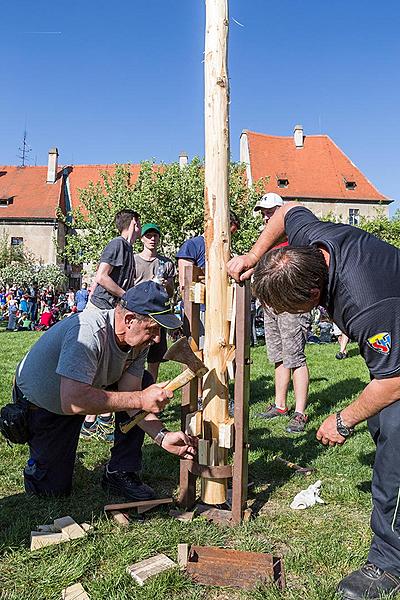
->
<box><xmin>47</xmin><ymin>147</ymin><xmax>59</xmax><ymax>183</ymax></box>
<box><xmin>179</xmin><ymin>152</ymin><xmax>188</xmax><ymax>169</ymax></box>
<box><xmin>293</xmin><ymin>125</ymin><xmax>304</xmax><ymax>149</ymax></box>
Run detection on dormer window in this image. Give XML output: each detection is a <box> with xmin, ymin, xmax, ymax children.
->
<box><xmin>343</xmin><ymin>177</ymin><xmax>357</xmax><ymax>190</ymax></box>
<box><xmin>0</xmin><ymin>197</ymin><xmax>13</xmax><ymax>207</ymax></box>
<box><xmin>277</xmin><ymin>178</ymin><xmax>289</xmax><ymax>188</ymax></box>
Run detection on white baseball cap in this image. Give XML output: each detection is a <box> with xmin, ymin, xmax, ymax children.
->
<box><xmin>254</xmin><ymin>193</ymin><xmax>284</xmax><ymax>212</ymax></box>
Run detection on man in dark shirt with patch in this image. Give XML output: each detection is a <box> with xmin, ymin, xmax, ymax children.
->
<box><xmin>228</xmin><ymin>204</ymin><xmax>400</xmax><ymax>600</ymax></box>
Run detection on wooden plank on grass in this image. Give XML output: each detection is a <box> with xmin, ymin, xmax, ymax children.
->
<box><xmin>30</xmin><ymin>531</ymin><xmax>66</xmax><ymax>551</ymax></box>
<box><xmin>104</xmin><ymin>498</ymin><xmax>173</xmax><ymax>512</ymax></box>
<box><xmin>127</xmin><ymin>554</ymin><xmax>176</xmax><ymax>585</ymax></box>
<box><xmin>61</xmin><ymin>582</ymin><xmax>90</xmax><ymax>599</ymax></box>
<box><xmin>53</xmin><ymin>516</ymin><xmax>86</xmax><ymax>540</ymax></box>
<box><xmin>110</xmin><ymin>510</ymin><xmax>130</xmax><ymax>526</ymax></box>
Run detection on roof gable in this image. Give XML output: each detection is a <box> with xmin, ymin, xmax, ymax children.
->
<box><xmin>244</xmin><ymin>130</ymin><xmax>389</xmax><ymax>202</ymax></box>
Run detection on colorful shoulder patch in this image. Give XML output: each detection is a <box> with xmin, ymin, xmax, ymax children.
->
<box><xmin>367</xmin><ymin>332</ymin><xmax>391</xmax><ymax>355</ymax></box>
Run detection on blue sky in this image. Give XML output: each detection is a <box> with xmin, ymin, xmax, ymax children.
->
<box><xmin>1</xmin><ymin>0</ymin><xmax>399</xmax><ymax>211</ymax></box>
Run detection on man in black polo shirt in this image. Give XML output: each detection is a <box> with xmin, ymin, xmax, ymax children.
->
<box><xmin>227</xmin><ymin>204</ymin><xmax>400</xmax><ymax>600</ymax></box>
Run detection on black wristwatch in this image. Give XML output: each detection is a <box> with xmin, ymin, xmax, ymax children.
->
<box><xmin>336</xmin><ymin>412</ymin><xmax>355</xmax><ymax>438</ymax></box>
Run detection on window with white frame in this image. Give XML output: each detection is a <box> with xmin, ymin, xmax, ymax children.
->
<box><xmin>348</xmin><ymin>208</ymin><xmax>360</xmax><ymax>226</ymax></box>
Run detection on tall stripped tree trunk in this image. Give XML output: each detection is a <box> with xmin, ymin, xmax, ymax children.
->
<box><xmin>202</xmin><ymin>0</ymin><xmax>231</xmax><ymax>505</ymax></box>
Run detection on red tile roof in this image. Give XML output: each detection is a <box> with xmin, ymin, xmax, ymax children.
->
<box><xmin>0</xmin><ymin>166</ymin><xmax>63</xmax><ymax>219</ymax></box>
<box><xmin>66</xmin><ymin>164</ymin><xmax>142</xmax><ymax>210</ymax></box>
<box><xmin>245</xmin><ymin>130</ymin><xmax>390</xmax><ymax>202</ymax></box>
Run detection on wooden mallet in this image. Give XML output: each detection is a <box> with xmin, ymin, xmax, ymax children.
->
<box><xmin>119</xmin><ymin>337</ymin><xmax>208</xmax><ymax>434</ymax></box>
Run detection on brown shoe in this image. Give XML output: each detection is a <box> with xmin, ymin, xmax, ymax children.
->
<box><xmin>286</xmin><ymin>412</ymin><xmax>308</xmax><ymax>433</ymax></box>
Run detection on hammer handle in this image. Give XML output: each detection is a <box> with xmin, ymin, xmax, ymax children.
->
<box><xmin>119</xmin><ymin>368</ymin><xmax>196</xmax><ymax>434</ymax></box>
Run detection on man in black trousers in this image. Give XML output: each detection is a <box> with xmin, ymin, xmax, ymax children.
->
<box><xmin>228</xmin><ymin>203</ymin><xmax>400</xmax><ymax>600</ymax></box>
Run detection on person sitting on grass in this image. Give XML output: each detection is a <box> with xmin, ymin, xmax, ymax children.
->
<box><xmin>17</xmin><ymin>312</ymin><xmax>33</xmax><ymax>331</ymax></box>
<box><xmin>38</xmin><ymin>306</ymin><xmax>54</xmax><ymax>330</ymax></box>
<box><xmin>13</xmin><ymin>281</ymin><xmax>197</xmax><ymax>500</ymax></box>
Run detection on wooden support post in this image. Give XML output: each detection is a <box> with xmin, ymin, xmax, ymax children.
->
<box><xmin>179</xmin><ymin>264</ymin><xmax>202</xmax><ymax>508</ymax></box>
<box><xmin>202</xmin><ymin>0</ymin><xmax>231</xmax><ymax>506</ymax></box>
<box><xmin>231</xmin><ymin>281</ymin><xmax>251</xmax><ymax>523</ymax></box>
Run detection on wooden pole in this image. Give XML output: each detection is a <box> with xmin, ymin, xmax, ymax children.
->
<box><xmin>202</xmin><ymin>0</ymin><xmax>230</xmax><ymax>505</ymax></box>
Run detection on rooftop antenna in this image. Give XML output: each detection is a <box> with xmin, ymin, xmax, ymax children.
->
<box><xmin>17</xmin><ymin>127</ymin><xmax>32</xmax><ymax>166</ymax></box>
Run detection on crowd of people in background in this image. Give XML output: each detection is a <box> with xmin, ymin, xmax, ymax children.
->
<box><xmin>0</xmin><ymin>281</ymin><xmax>89</xmax><ymax>333</ymax></box>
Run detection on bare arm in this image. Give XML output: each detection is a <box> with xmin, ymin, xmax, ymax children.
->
<box><xmin>60</xmin><ymin>376</ymin><xmax>171</xmax><ymax>415</ymax></box>
<box><xmin>117</xmin><ymin>371</ymin><xmax>197</xmax><ymax>458</ymax></box>
<box><xmin>342</xmin><ymin>378</ymin><xmax>400</xmax><ymax>425</ymax></box>
<box><xmin>117</xmin><ymin>371</ymin><xmax>166</xmax><ymax>439</ymax></box>
<box><xmin>227</xmin><ymin>202</ymin><xmax>300</xmax><ymax>282</ymax></box>
<box><xmin>95</xmin><ymin>262</ymin><xmax>125</xmax><ymax>298</ymax></box>
<box><xmin>317</xmin><ymin>377</ymin><xmax>400</xmax><ymax>446</ymax></box>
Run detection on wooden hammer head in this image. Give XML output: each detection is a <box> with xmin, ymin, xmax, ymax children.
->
<box><xmin>163</xmin><ymin>337</ymin><xmax>207</xmax><ymax>375</ymax></box>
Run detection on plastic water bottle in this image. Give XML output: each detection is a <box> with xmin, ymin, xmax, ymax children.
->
<box><xmin>153</xmin><ymin>261</ymin><xmax>165</xmax><ymax>284</ymax></box>
<box><xmin>25</xmin><ymin>458</ymin><xmax>37</xmax><ymax>476</ymax></box>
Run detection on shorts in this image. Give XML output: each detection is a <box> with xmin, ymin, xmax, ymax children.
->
<box><xmin>332</xmin><ymin>322</ymin><xmax>342</xmax><ymax>337</ymax></box>
<box><xmin>147</xmin><ymin>328</ymin><xmax>168</xmax><ymax>364</ymax></box>
<box><xmin>264</xmin><ymin>307</ymin><xmax>311</xmax><ymax>369</ymax></box>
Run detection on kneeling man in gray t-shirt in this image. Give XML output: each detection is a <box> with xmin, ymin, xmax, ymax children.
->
<box><xmin>17</xmin><ymin>281</ymin><xmax>197</xmax><ymax>499</ymax></box>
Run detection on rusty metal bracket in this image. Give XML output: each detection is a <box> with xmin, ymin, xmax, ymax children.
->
<box><xmin>184</xmin><ymin>460</ymin><xmax>233</xmax><ymax>479</ymax></box>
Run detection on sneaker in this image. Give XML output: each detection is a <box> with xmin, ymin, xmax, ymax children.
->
<box><xmin>102</xmin><ymin>467</ymin><xmax>156</xmax><ymax>501</ymax></box>
<box><xmin>257</xmin><ymin>404</ymin><xmax>289</xmax><ymax>419</ymax></box>
<box><xmin>80</xmin><ymin>421</ymin><xmax>97</xmax><ymax>439</ymax></box>
<box><xmin>96</xmin><ymin>416</ymin><xmax>115</xmax><ymax>443</ymax></box>
<box><xmin>336</xmin><ymin>351</ymin><xmax>348</xmax><ymax>360</ymax></box>
<box><xmin>337</xmin><ymin>562</ymin><xmax>400</xmax><ymax>599</ymax></box>
<box><xmin>286</xmin><ymin>412</ymin><xmax>308</xmax><ymax>433</ymax></box>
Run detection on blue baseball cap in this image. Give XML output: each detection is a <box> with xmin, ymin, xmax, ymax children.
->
<box><xmin>120</xmin><ymin>281</ymin><xmax>182</xmax><ymax>330</ymax></box>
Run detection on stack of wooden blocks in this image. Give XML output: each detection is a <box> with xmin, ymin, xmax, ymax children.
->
<box><xmin>30</xmin><ymin>516</ymin><xmax>92</xmax><ymax>551</ymax></box>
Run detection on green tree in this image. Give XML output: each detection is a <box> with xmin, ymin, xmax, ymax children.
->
<box><xmin>359</xmin><ymin>209</ymin><xmax>400</xmax><ymax>248</ymax></box>
<box><xmin>35</xmin><ymin>264</ymin><xmax>68</xmax><ymax>290</ymax></box>
<box><xmin>0</xmin><ymin>234</ymin><xmax>68</xmax><ymax>290</ymax></box>
<box><xmin>60</xmin><ymin>161</ymin><xmax>267</xmax><ymax>266</ymax></box>
<box><xmin>0</xmin><ymin>234</ymin><xmax>32</xmax><ymax>270</ymax></box>
<box><xmin>0</xmin><ymin>234</ymin><xmax>35</xmax><ymax>288</ymax></box>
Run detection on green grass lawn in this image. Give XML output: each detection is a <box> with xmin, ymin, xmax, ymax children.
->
<box><xmin>0</xmin><ymin>329</ymin><xmax>375</xmax><ymax>600</ymax></box>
